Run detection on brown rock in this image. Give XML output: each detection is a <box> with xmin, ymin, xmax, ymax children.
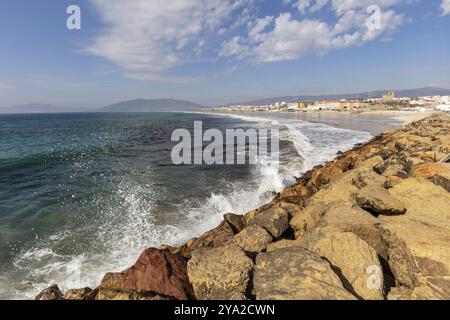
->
<box><xmin>289</xmin><ymin>203</ymin><xmax>329</xmax><ymax>239</ymax></box>
<box><xmin>385</xmin><ymin>175</ymin><xmax>403</xmax><ymax>189</ymax></box>
<box><xmin>187</xmin><ymin>245</ymin><xmax>254</xmax><ymax>300</ymax></box>
<box><xmin>223</xmin><ymin>213</ymin><xmax>244</xmax><ymax>233</ymax></box>
<box><xmin>253</xmin><ymin>247</ymin><xmax>356</xmax><ymax>300</ymax></box>
<box><xmin>266</xmin><ymin>239</ymin><xmax>303</xmax><ymax>252</ymax></box>
<box><xmin>431</xmin><ymin>167</ymin><xmax>450</xmax><ymax>192</ymax></box>
<box><xmin>296</xmin><ymin>201</ymin><xmax>386</xmax><ymax>258</ymax></box>
<box><xmin>64</xmin><ymin>287</ymin><xmax>92</xmax><ymax>300</ymax></box>
<box><xmin>232</xmin><ymin>224</ymin><xmax>273</xmax><ymax>254</ymax></box>
<box><xmin>379</xmin><ymin>178</ymin><xmax>450</xmax><ymax>298</ymax></box>
<box><xmin>412</xmin><ymin>162</ymin><xmax>449</xmax><ymax>179</ymax></box>
<box><xmin>121</xmin><ymin>248</ymin><xmax>193</xmax><ymax>300</ymax></box>
<box><xmin>183</xmin><ymin>220</ymin><xmax>235</xmax><ymax>257</ymax></box>
<box><xmin>250</xmin><ymin>207</ymin><xmax>289</xmax><ymax>238</ymax></box>
<box><xmin>35</xmin><ymin>285</ymin><xmax>64</xmax><ymax>300</ymax></box>
<box><xmin>355</xmin><ymin>185</ymin><xmax>407</xmax><ymax>216</ymax></box>
<box><xmin>303</xmin><ymin>231</ymin><xmax>385</xmax><ymax>300</ymax></box>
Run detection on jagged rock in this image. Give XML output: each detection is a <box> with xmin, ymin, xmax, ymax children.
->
<box><xmin>92</xmin><ymin>272</ymin><xmax>171</xmax><ymax>300</ymax></box>
<box><xmin>243</xmin><ymin>209</ymin><xmax>259</xmax><ymax>227</ymax></box>
<box><xmin>374</xmin><ymin>153</ymin><xmax>411</xmax><ymax>178</ymax></box>
<box><xmin>352</xmin><ymin>170</ymin><xmax>386</xmax><ymax>189</ymax></box>
<box><xmin>387</xmin><ymin>286</ymin><xmax>412</xmax><ymax>300</ymax></box>
<box><xmin>253</xmin><ymin>247</ymin><xmax>356</xmax><ymax>300</ymax></box>
<box><xmin>355</xmin><ymin>185</ymin><xmax>407</xmax><ymax>216</ymax></box>
<box><xmin>266</xmin><ymin>239</ymin><xmax>303</xmax><ymax>252</ymax></box>
<box><xmin>290</xmin><ymin>203</ymin><xmax>329</xmax><ymax>239</ymax></box>
<box><xmin>277</xmin><ymin>201</ymin><xmax>303</xmax><ymax>217</ymax></box>
<box><xmin>232</xmin><ymin>225</ymin><xmax>273</xmax><ymax>254</ymax></box>
<box><xmin>432</xmin><ymin>168</ymin><xmax>450</xmax><ymax>192</ymax></box>
<box><xmin>182</xmin><ymin>220</ymin><xmax>235</xmax><ymax>257</ymax></box>
<box><xmin>223</xmin><ymin>213</ymin><xmax>244</xmax><ymax>233</ymax></box>
<box><xmin>64</xmin><ymin>287</ymin><xmax>92</xmax><ymax>300</ymax></box>
<box><xmin>35</xmin><ymin>285</ymin><xmax>64</xmax><ymax>300</ymax></box>
<box><xmin>317</xmin><ymin>165</ymin><xmax>344</xmax><ymax>185</ymax></box>
<box><xmin>374</xmin><ymin>148</ymin><xmax>396</xmax><ymax>160</ymax></box>
<box><xmin>95</xmin><ymin>272</ymin><xmax>124</xmax><ymax>300</ymax></box>
<box><xmin>385</xmin><ymin>175</ymin><xmax>403</xmax><ymax>189</ymax></box>
<box><xmin>412</xmin><ymin>162</ymin><xmax>449</xmax><ymax>179</ymax></box>
<box><xmin>277</xmin><ymin>184</ymin><xmax>307</xmax><ymax>205</ymax></box>
<box><xmin>250</xmin><ymin>207</ymin><xmax>289</xmax><ymax>238</ymax></box>
<box><xmin>121</xmin><ymin>248</ymin><xmax>193</xmax><ymax>300</ymax></box>
<box><xmin>303</xmin><ymin>231</ymin><xmax>385</xmax><ymax>300</ymax></box>
<box><xmin>187</xmin><ymin>245</ymin><xmax>254</xmax><ymax>300</ymax></box>
<box><xmin>379</xmin><ymin>178</ymin><xmax>450</xmax><ymax>298</ymax></box>
<box><xmin>388</xmin><ymin>286</ymin><xmax>447</xmax><ymax>300</ymax></box>
<box><xmin>297</xmin><ymin>201</ymin><xmax>386</xmax><ymax>258</ymax></box>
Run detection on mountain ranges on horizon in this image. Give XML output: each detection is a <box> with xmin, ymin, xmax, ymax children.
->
<box><xmin>1</xmin><ymin>87</ymin><xmax>450</xmax><ymax>114</ymax></box>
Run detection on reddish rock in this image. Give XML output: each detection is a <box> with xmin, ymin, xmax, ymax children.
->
<box><xmin>35</xmin><ymin>285</ymin><xmax>64</xmax><ymax>300</ymax></box>
<box><xmin>121</xmin><ymin>248</ymin><xmax>194</xmax><ymax>300</ymax></box>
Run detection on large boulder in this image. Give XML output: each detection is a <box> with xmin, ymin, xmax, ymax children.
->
<box><xmin>303</xmin><ymin>231</ymin><xmax>385</xmax><ymax>300</ymax></box>
<box><xmin>121</xmin><ymin>248</ymin><xmax>193</xmax><ymax>300</ymax></box>
<box><xmin>249</xmin><ymin>207</ymin><xmax>289</xmax><ymax>238</ymax></box>
<box><xmin>291</xmin><ymin>201</ymin><xmax>385</xmax><ymax>258</ymax></box>
<box><xmin>232</xmin><ymin>225</ymin><xmax>273</xmax><ymax>254</ymax></box>
<box><xmin>253</xmin><ymin>247</ymin><xmax>355</xmax><ymax>300</ymax></box>
<box><xmin>94</xmin><ymin>272</ymin><xmax>170</xmax><ymax>300</ymax></box>
<box><xmin>379</xmin><ymin>178</ymin><xmax>450</xmax><ymax>298</ymax></box>
<box><xmin>187</xmin><ymin>245</ymin><xmax>254</xmax><ymax>300</ymax></box>
<box><xmin>182</xmin><ymin>220</ymin><xmax>236</xmax><ymax>257</ymax></box>
<box><xmin>355</xmin><ymin>185</ymin><xmax>407</xmax><ymax>216</ymax></box>
<box><xmin>412</xmin><ymin>162</ymin><xmax>449</xmax><ymax>179</ymax></box>
<box><xmin>223</xmin><ymin>213</ymin><xmax>244</xmax><ymax>233</ymax></box>
<box><xmin>35</xmin><ymin>285</ymin><xmax>64</xmax><ymax>300</ymax></box>
<box><xmin>64</xmin><ymin>287</ymin><xmax>92</xmax><ymax>300</ymax></box>
<box><xmin>266</xmin><ymin>239</ymin><xmax>303</xmax><ymax>252</ymax></box>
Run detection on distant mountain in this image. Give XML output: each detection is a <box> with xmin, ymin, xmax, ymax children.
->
<box><xmin>227</xmin><ymin>87</ymin><xmax>450</xmax><ymax>106</ymax></box>
<box><xmin>98</xmin><ymin>98</ymin><xmax>203</xmax><ymax>112</ymax></box>
<box><xmin>0</xmin><ymin>103</ymin><xmax>85</xmax><ymax>114</ymax></box>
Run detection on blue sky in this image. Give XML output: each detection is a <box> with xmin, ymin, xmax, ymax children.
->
<box><xmin>0</xmin><ymin>0</ymin><xmax>449</xmax><ymax>108</ymax></box>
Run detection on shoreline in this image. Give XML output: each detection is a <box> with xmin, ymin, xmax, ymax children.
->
<box><xmin>35</xmin><ymin>113</ymin><xmax>450</xmax><ymax>301</ymax></box>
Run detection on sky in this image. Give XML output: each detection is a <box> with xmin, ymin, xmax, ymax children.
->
<box><xmin>0</xmin><ymin>0</ymin><xmax>449</xmax><ymax>109</ymax></box>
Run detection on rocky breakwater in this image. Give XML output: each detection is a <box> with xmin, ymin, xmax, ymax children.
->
<box><xmin>36</xmin><ymin>114</ymin><xmax>450</xmax><ymax>300</ymax></box>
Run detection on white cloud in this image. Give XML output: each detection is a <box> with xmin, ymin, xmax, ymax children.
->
<box><xmin>87</xmin><ymin>0</ymin><xmax>251</xmax><ymax>83</ymax></box>
<box><xmin>221</xmin><ymin>1</ymin><xmax>404</xmax><ymax>63</ymax></box>
<box><xmin>442</xmin><ymin>0</ymin><xmax>450</xmax><ymax>15</ymax></box>
<box><xmin>248</xmin><ymin>16</ymin><xmax>273</xmax><ymax>38</ymax></box>
<box><xmin>87</xmin><ymin>0</ymin><xmax>406</xmax><ymax>82</ymax></box>
<box><xmin>284</xmin><ymin>0</ymin><xmax>402</xmax><ymax>16</ymax></box>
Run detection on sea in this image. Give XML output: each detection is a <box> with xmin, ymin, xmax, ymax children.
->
<box><xmin>0</xmin><ymin>111</ymin><xmax>403</xmax><ymax>299</ymax></box>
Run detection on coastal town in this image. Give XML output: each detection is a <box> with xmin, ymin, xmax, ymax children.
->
<box><xmin>209</xmin><ymin>91</ymin><xmax>450</xmax><ymax>113</ymax></box>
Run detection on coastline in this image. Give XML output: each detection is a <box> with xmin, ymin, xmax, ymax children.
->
<box><xmin>35</xmin><ymin>113</ymin><xmax>450</xmax><ymax>301</ymax></box>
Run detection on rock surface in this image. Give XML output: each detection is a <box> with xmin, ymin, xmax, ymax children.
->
<box><xmin>232</xmin><ymin>224</ymin><xmax>273</xmax><ymax>254</ymax></box>
<box><xmin>35</xmin><ymin>285</ymin><xmax>64</xmax><ymax>300</ymax></box>
<box><xmin>249</xmin><ymin>207</ymin><xmax>289</xmax><ymax>238</ymax></box>
<box><xmin>121</xmin><ymin>248</ymin><xmax>193</xmax><ymax>300</ymax></box>
<box><xmin>253</xmin><ymin>247</ymin><xmax>356</xmax><ymax>300</ymax></box>
<box><xmin>187</xmin><ymin>245</ymin><xmax>254</xmax><ymax>300</ymax></box>
<box><xmin>64</xmin><ymin>287</ymin><xmax>92</xmax><ymax>300</ymax></box>
<box><xmin>355</xmin><ymin>185</ymin><xmax>407</xmax><ymax>216</ymax></box>
<box><xmin>303</xmin><ymin>231</ymin><xmax>385</xmax><ymax>300</ymax></box>
<box><xmin>379</xmin><ymin>178</ymin><xmax>450</xmax><ymax>298</ymax></box>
